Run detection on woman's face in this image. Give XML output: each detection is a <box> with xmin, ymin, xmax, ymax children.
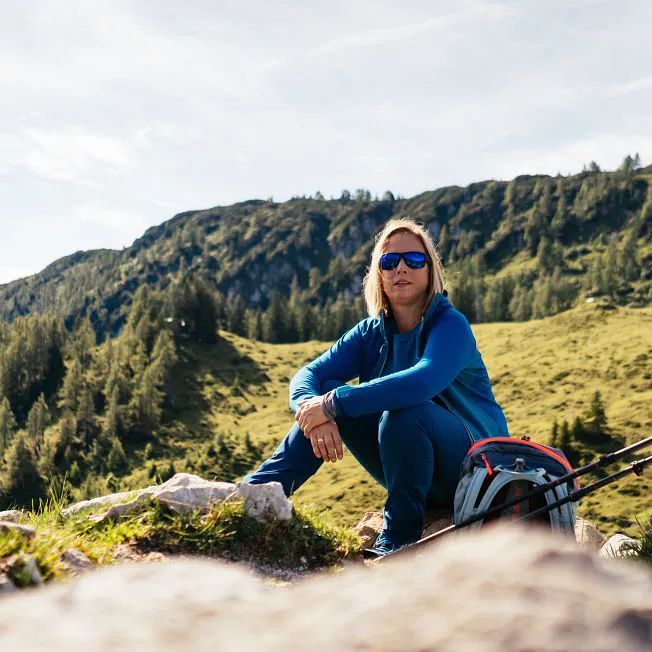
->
<box><xmin>380</xmin><ymin>231</ymin><xmax>430</xmax><ymax>311</ymax></box>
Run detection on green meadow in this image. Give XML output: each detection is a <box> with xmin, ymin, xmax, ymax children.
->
<box><xmin>126</xmin><ymin>299</ymin><xmax>651</xmax><ymax>538</ymax></box>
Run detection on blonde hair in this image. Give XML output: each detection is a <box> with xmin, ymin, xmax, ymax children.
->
<box><xmin>362</xmin><ymin>217</ymin><xmax>446</xmax><ymax>319</ymax></box>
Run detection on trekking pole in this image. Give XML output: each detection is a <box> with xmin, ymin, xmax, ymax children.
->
<box><xmin>518</xmin><ymin>454</ymin><xmax>652</xmax><ymax>523</ymax></box>
<box><xmin>377</xmin><ymin>436</ymin><xmax>651</xmax><ymax>562</ymax></box>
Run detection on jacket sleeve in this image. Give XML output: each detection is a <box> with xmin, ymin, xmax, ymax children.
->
<box><xmin>288</xmin><ymin>319</ymin><xmax>367</xmax><ymax>413</ymax></box>
<box><xmin>333</xmin><ymin>311</ymin><xmax>475</xmax><ymax>418</ymax></box>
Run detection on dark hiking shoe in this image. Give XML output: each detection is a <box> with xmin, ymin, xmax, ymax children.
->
<box><xmin>361</xmin><ymin>534</ymin><xmax>408</xmax><ymax>559</ymax></box>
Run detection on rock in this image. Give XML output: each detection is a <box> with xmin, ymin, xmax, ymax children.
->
<box><xmin>575</xmin><ymin>517</ymin><xmax>606</xmax><ymax>553</ymax></box>
<box><xmin>0</xmin><ymin>574</ymin><xmax>16</xmax><ymax>594</ymax></box>
<box><xmin>152</xmin><ymin>474</ymin><xmax>239</xmax><ymax>515</ymax></box>
<box><xmin>62</xmin><ymin>476</ymin><xmax>291</xmax><ymax>525</ymax></box>
<box><xmin>62</xmin><ymin>487</ymin><xmax>157</xmax><ymax>517</ymax></box>
<box><xmin>599</xmin><ymin>534</ymin><xmax>641</xmax><ymax>559</ymax></box>
<box><xmin>4</xmin><ymin>554</ymin><xmax>42</xmax><ymax>587</ymax></box>
<box><xmin>88</xmin><ymin>491</ymin><xmax>155</xmax><ymax>523</ymax></box>
<box><xmin>0</xmin><ymin>510</ymin><xmax>24</xmax><ymax>523</ymax></box>
<box><xmin>237</xmin><ymin>481</ymin><xmax>293</xmax><ymax>523</ymax></box>
<box><xmin>353</xmin><ymin>512</ymin><xmax>384</xmax><ymax>548</ymax></box>
<box><xmin>0</xmin><ymin>521</ymin><xmax>36</xmax><ymax>539</ymax></box>
<box><xmin>61</xmin><ymin>549</ymin><xmax>94</xmax><ymax>575</ymax></box>
<box><xmin>111</xmin><ymin>544</ymin><xmax>170</xmax><ymax>564</ymax></box>
<box><xmin>0</xmin><ymin>524</ymin><xmax>650</xmax><ymax>650</ymax></box>
<box><xmin>353</xmin><ymin>508</ymin><xmax>453</xmax><ymax>547</ymax></box>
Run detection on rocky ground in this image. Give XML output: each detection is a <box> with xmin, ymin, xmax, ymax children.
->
<box><xmin>0</xmin><ymin>522</ymin><xmax>650</xmax><ymax>651</ymax></box>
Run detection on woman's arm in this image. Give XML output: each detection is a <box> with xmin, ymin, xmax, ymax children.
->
<box><xmin>332</xmin><ymin>310</ymin><xmax>475</xmax><ymax>418</ymax></box>
<box><xmin>288</xmin><ymin>318</ymin><xmax>368</xmax><ymax>413</ymax></box>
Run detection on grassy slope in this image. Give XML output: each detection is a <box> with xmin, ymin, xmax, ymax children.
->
<box><xmin>122</xmin><ymin>301</ymin><xmax>651</xmax><ymax>538</ymax></box>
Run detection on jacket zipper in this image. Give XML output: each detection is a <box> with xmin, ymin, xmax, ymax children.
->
<box><xmin>437</xmin><ymin>392</ymin><xmax>476</xmax><ymax>446</ymax></box>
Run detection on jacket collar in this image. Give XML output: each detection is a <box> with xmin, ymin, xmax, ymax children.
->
<box><xmin>379</xmin><ymin>290</ymin><xmax>449</xmax><ymax>339</ymax></box>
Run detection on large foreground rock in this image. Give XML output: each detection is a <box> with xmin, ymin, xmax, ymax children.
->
<box><xmin>0</xmin><ymin>524</ymin><xmax>650</xmax><ymax>651</ymax></box>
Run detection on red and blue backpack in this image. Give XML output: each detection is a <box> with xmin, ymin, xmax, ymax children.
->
<box><xmin>453</xmin><ymin>436</ymin><xmax>579</xmax><ymax>536</ymax></box>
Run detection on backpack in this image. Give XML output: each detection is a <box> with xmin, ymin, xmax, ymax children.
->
<box><xmin>453</xmin><ymin>436</ymin><xmax>578</xmax><ymax>536</ymax></box>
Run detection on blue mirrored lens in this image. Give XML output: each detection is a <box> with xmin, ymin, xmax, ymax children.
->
<box><xmin>404</xmin><ymin>252</ymin><xmax>426</xmax><ymax>267</ymax></box>
<box><xmin>380</xmin><ymin>253</ymin><xmax>401</xmax><ymax>270</ymax></box>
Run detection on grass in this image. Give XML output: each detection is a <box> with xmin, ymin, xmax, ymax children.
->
<box><xmin>102</xmin><ymin>300</ymin><xmax>651</xmax><ymax>538</ymax></box>
<box><xmin>0</xmin><ymin>484</ymin><xmax>362</xmax><ymax>589</ymax></box>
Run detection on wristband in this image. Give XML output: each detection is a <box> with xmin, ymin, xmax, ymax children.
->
<box><xmin>321</xmin><ymin>390</ymin><xmax>338</xmax><ymax>421</ymax></box>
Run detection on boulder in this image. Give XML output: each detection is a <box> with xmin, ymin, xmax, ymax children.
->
<box><xmin>152</xmin><ymin>474</ymin><xmax>239</xmax><ymax>515</ymax></box>
<box><xmin>353</xmin><ymin>512</ymin><xmax>384</xmax><ymax>548</ymax></box>
<box><xmin>0</xmin><ymin>524</ymin><xmax>650</xmax><ymax>650</ymax></box>
<box><xmin>88</xmin><ymin>491</ymin><xmax>157</xmax><ymax>524</ymax></box>
<box><xmin>575</xmin><ymin>517</ymin><xmax>606</xmax><ymax>553</ymax></box>
<box><xmin>4</xmin><ymin>554</ymin><xmax>42</xmax><ymax>587</ymax></box>
<box><xmin>236</xmin><ymin>481</ymin><xmax>293</xmax><ymax>523</ymax></box>
<box><xmin>63</xmin><ymin>475</ymin><xmax>290</xmax><ymax>525</ymax></box>
<box><xmin>61</xmin><ymin>549</ymin><xmax>94</xmax><ymax>575</ymax></box>
<box><xmin>0</xmin><ymin>521</ymin><xmax>36</xmax><ymax>539</ymax></box>
<box><xmin>0</xmin><ymin>510</ymin><xmax>24</xmax><ymax>523</ymax></box>
<box><xmin>599</xmin><ymin>534</ymin><xmax>641</xmax><ymax>559</ymax></box>
<box><xmin>61</xmin><ymin>488</ymin><xmax>157</xmax><ymax>517</ymax></box>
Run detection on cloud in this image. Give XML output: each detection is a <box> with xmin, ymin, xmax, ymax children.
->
<box><xmin>19</xmin><ymin>126</ymin><xmax>134</xmax><ymax>184</ymax></box>
<box><xmin>308</xmin><ymin>2</ymin><xmax>515</xmax><ymax>57</ymax></box>
<box><xmin>608</xmin><ymin>77</ymin><xmax>652</xmax><ymax>96</ymax></box>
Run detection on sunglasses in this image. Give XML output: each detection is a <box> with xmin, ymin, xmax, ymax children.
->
<box><xmin>379</xmin><ymin>251</ymin><xmax>428</xmax><ymax>271</ymax></box>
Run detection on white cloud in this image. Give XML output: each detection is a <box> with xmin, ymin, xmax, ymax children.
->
<box><xmin>309</xmin><ymin>2</ymin><xmax>514</xmax><ymax>56</ymax></box>
<box><xmin>20</xmin><ymin>126</ymin><xmax>134</xmax><ymax>184</ymax></box>
<box><xmin>608</xmin><ymin>77</ymin><xmax>652</xmax><ymax>96</ymax></box>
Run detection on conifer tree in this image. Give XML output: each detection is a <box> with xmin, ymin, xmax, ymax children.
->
<box><xmin>558</xmin><ymin>419</ymin><xmax>571</xmax><ymax>452</ymax></box>
<box><xmin>508</xmin><ymin>282</ymin><xmax>533</xmax><ymax>321</ymax></box>
<box><xmin>151</xmin><ymin>329</ymin><xmax>177</xmax><ymax>376</ymax></box>
<box><xmin>245</xmin><ymin>308</ymin><xmax>263</xmax><ymax>341</ymax></box>
<box><xmin>262</xmin><ymin>290</ymin><xmax>285</xmax><ymax>343</ymax></box>
<box><xmin>193</xmin><ymin>279</ymin><xmax>219</xmax><ymax>343</ymax></box>
<box><xmin>26</xmin><ymin>393</ymin><xmax>50</xmax><ymax>451</ymax></box>
<box><xmin>0</xmin><ymin>395</ymin><xmax>17</xmax><ymax>454</ymax></box>
<box><xmin>550</xmin><ymin>419</ymin><xmax>559</xmax><ymax>448</ymax></box>
<box><xmin>550</xmin><ymin>193</ymin><xmax>569</xmax><ymax>240</ymax></box>
<box><xmin>225</xmin><ymin>294</ymin><xmax>246</xmax><ymax>336</ymax></box>
<box><xmin>59</xmin><ymin>359</ymin><xmax>83</xmax><ymax>412</ymax></box>
<box><xmin>618</xmin><ymin>232</ymin><xmax>640</xmax><ymax>282</ymax></box>
<box><xmin>587</xmin><ymin>390</ymin><xmax>608</xmax><ymax>434</ymax></box>
<box><xmin>107</xmin><ymin>437</ymin><xmax>128</xmax><ymax>473</ymax></box>
<box><xmin>57</xmin><ymin>410</ymin><xmax>78</xmax><ymax>469</ymax></box>
<box><xmin>570</xmin><ymin>416</ymin><xmax>585</xmax><ymax>441</ymax></box>
<box><xmin>68</xmin><ymin>317</ymin><xmax>96</xmax><ymax>370</ymax></box>
<box><xmin>536</xmin><ymin>236</ymin><xmax>554</xmax><ymax>275</ymax></box>
<box><xmin>603</xmin><ymin>238</ymin><xmax>619</xmax><ymax>297</ymax></box>
<box><xmin>76</xmin><ymin>386</ymin><xmax>96</xmax><ymax>444</ymax></box>
<box><xmin>0</xmin><ymin>434</ymin><xmax>46</xmax><ymax>509</ymax></box>
<box><xmin>103</xmin><ymin>384</ymin><xmax>121</xmax><ymax>439</ymax></box>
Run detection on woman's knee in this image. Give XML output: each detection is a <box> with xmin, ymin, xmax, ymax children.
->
<box><xmin>378</xmin><ymin>401</ymin><xmax>436</xmax><ymax>450</ymax></box>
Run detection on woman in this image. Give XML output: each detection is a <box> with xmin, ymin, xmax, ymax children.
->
<box><xmin>243</xmin><ymin>217</ymin><xmax>510</xmax><ymax>557</ymax></box>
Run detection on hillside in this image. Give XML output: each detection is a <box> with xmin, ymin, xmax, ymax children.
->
<box><xmin>0</xmin><ymin>162</ymin><xmax>650</xmax><ymax>342</ymax></box>
<box><xmin>117</xmin><ymin>299</ymin><xmax>651</xmax><ymax>537</ymax></box>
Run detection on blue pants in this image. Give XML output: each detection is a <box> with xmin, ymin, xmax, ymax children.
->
<box><xmin>243</xmin><ymin>381</ymin><xmax>471</xmax><ymax>546</ymax></box>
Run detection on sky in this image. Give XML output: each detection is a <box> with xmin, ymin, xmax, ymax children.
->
<box><xmin>1</xmin><ymin>0</ymin><xmax>651</xmax><ymax>284</ymax></box>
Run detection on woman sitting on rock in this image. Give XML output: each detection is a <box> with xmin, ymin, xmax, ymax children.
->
<box><xmin>244</xmin><ymin>217</ymin><xmax>510</xmax><ymax>557</ymax></box>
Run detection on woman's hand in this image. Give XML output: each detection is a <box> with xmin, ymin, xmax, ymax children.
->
<box><xmin>305</xmin><ymin>420</ymin><xmax>344</xmax><ymax>463</ymax></box>
<box><xmin>295</xmin><ymin>396</ymin><xmax>329</xmax><ymax>434</ymax></box>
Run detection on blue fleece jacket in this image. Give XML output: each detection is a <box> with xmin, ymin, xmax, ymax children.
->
<box><xmin>289</xmin><ymin>291</ymin><xmax>511</xmax><ymax>444</ymax></box>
